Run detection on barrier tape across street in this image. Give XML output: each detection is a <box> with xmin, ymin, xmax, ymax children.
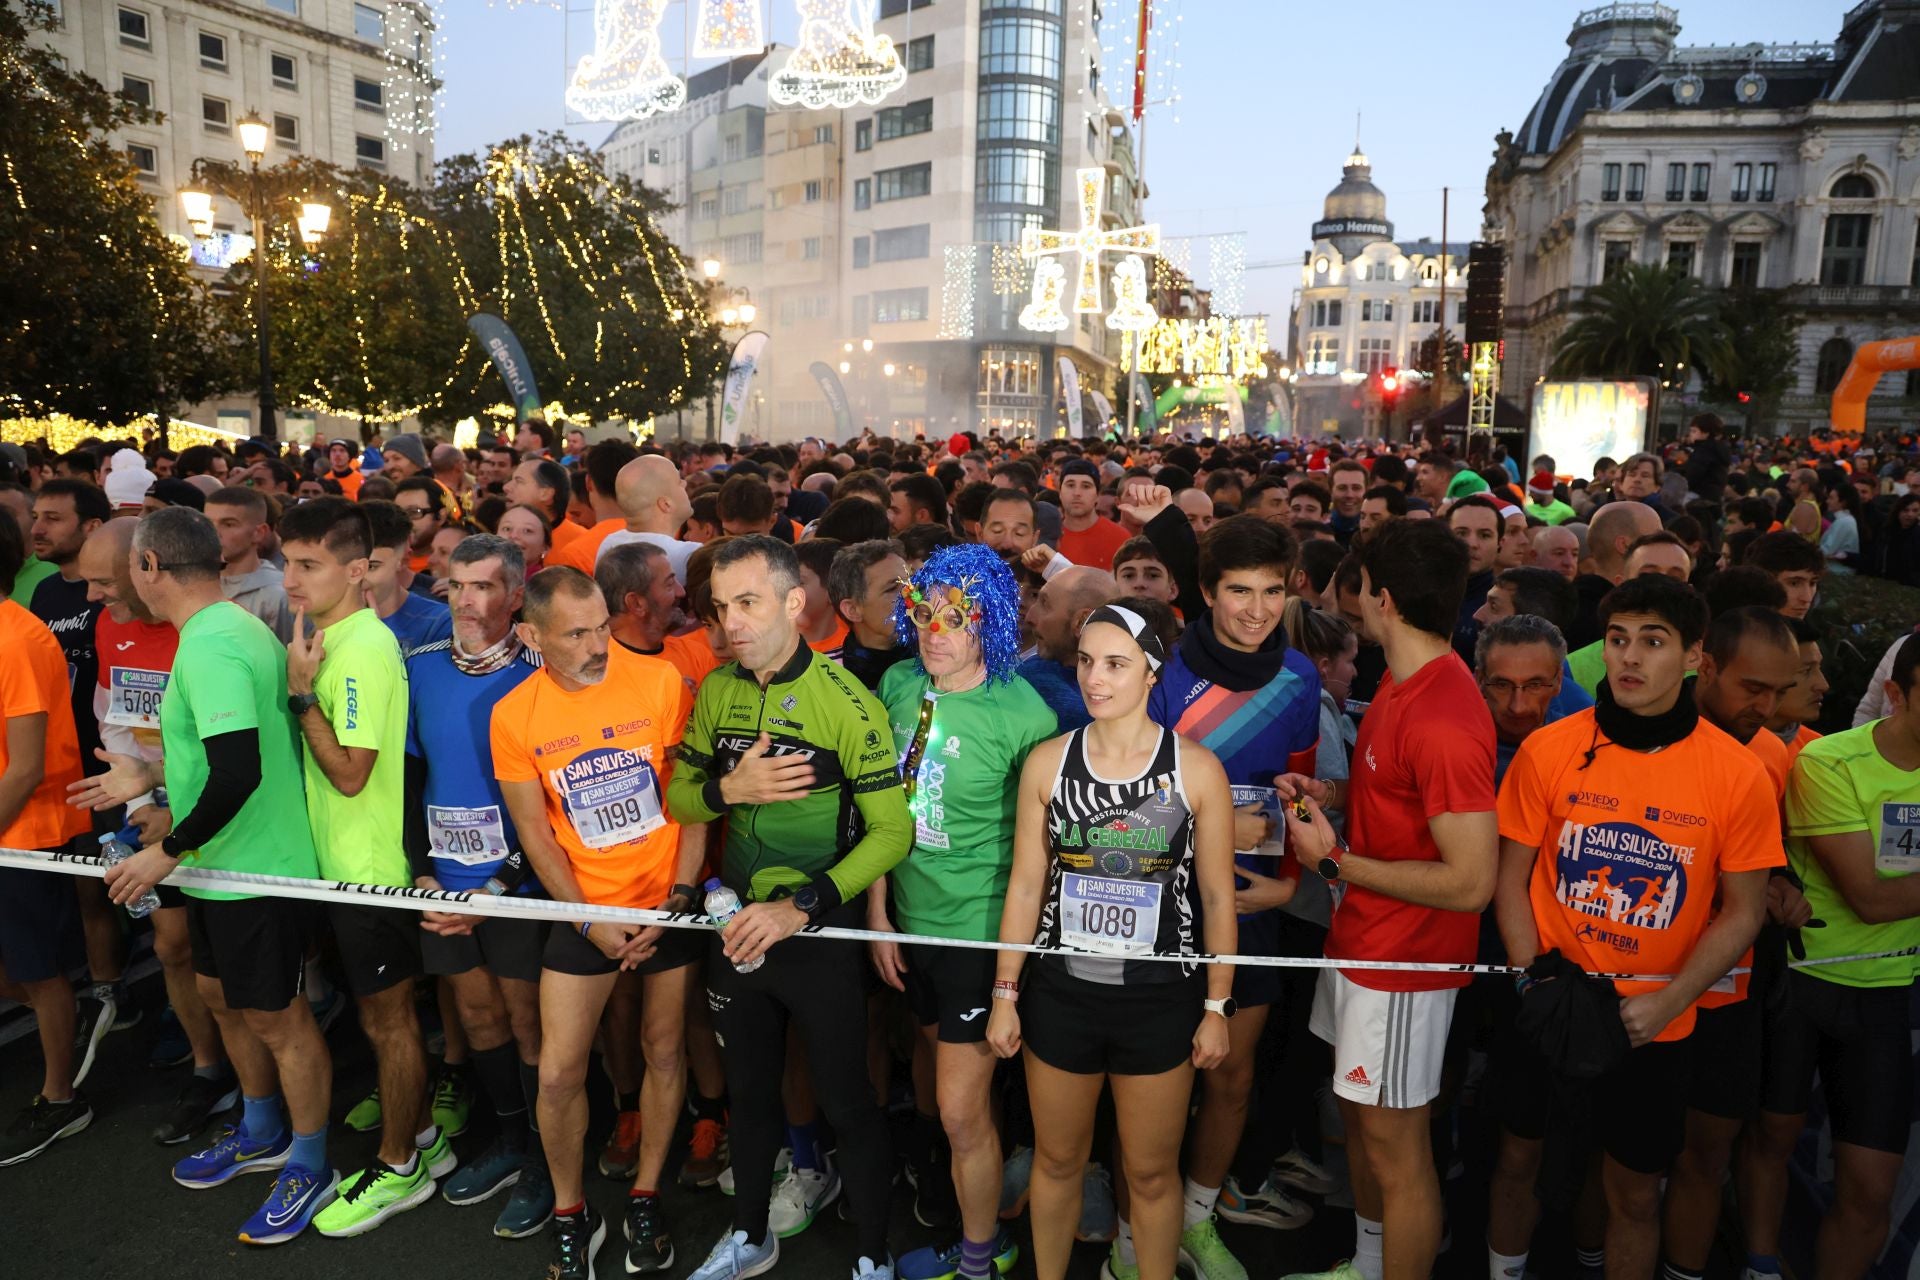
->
<box><xmin>4</xmin><ymin>847</ymin><xmax>1914</xmax><ymax>986</ymax></box>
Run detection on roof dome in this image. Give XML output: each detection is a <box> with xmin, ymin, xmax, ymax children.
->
<box><xmin>1313</xmin><ymin>147</ymin><xmax>1394</xmax><ymax>259</ymax></box>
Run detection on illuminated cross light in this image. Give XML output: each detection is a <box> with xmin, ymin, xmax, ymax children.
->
<box><xmin>691</xmin><ymin>0</ymin><xmax>765</xmax><ymax>57</ymax></box>
<box><xmin>770</xmin><ymin>0</ymin><xmax>907</xmax><ymax>108</ymax></box>
<box><xmin>567</xmin><ymin>0</ymin><xmax>688</xmax><ymax>122</ymax></box>
<box><xmin>940</xmin><ymin>244</ymin><xmax>977</xmax><ymax>340</ymax></box>
<box><xmin>1021</xmin><ymin>167</ymin><xmax>1159</xmax><ymax>315</ymax></box>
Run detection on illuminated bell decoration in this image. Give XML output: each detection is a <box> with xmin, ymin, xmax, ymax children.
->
<box><xmin>770</xmin><ymin>0</ymin><xmax>906</xmax><ymax>109</ymax></box>
<box><xmin>1104</xmin><ymin>257</ymin><xmax>1156</xmax><ymax>332</ymax></box>
<box><xmin>1021</xmin><ymin>167</ymin><xmax>1160</xmax><ymax>314</ymax></box>
<box><xmin>691</xmin><ymin>0</ymin><xmax>764</xmax><ymax>58</ymax></box>
<box><xmin>566</xmin><ymin>0</ymin><xmax>688</xmax><ymax>122</ymax></box>
<box><xmin>1018</xmin><ymin>258</ymin><xmax>1070</xmax><ymax>333</ymax></box>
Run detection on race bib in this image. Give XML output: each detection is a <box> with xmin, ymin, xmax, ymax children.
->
<box><xmin>1230</xmin><ymin>785</ymin><xmax>1287</xmax><ymax>864</ymax></box>
<box><xmin>428</xmin><ymin>804</ymin><xmax>510</xmax><ymax>867</ymax></box>
<box><xmin>1876</xmin><ymin>802</ymin><xmax>1920</xmax><ymax>874</ymax></box>
<box><xmin>559</xmin><ymin>754</ymin><xmax>666</xmax><ymax>850</ymax></box>
<box><xmin>105</xmin><ymin>667</ymin><xmax>169</xmax><ymax>730</ymax></box>
<box><xmin>1059</xmin><ymin>873</ymin><xmax>1162</xmax><ymax>957</ymax></box>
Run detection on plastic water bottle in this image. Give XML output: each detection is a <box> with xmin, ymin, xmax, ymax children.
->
<box><xmin>99</xmin><ymin>828</ymin><xmax>161</xmax><ymax>919</ymax></box>
<box><xmin>704</xmin><ymin>878</ymin><xmax>763</xmax><ymax>973</ymax></box>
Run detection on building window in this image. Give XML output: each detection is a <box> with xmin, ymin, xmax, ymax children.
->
<box><xmin>1309</xmin><ymin>299</ymin><xmax>1342</xmax><ymax>327</ymax></box>
<box><xmin>356</xmin><ymin>134</ymin><xmax>386</xmax><ymax>168</ymax></box>
<box><xmin>354</xmin><ymin>77</ymin><xmax>384</xmax><ymax>111</ymax></box>
<box><xmin>1756</xmin><ymin>163</ymin><xmax>1776</xmax><ymax>202</ymax></box>
<box><xmin>1831</xmin><ymin>173</ymin><xmax>1877</xmax><ymax>200</ymax></box>
<box><xmin>1358</xmin><ymin>337</ymin><xmax>1393</xmax><ymax>374</ymax></box>
<box><xmin>803</xmin><ymin>179</ymin><xmax>821</xmax><ymax>203</ymax></box>
<box><xmin>724</xmin><ymin>232</ymin><xmax>762</xmax><ymax>264</ymax></box>
<box><xmin>264</xmin><ymin>0</ymin><xmax>299</xmax><ymax>13</ymax></box>
<box><xmin>1601</xmin><ymin>163</ymin><xmax>1620</xmax><ymax>201</ymax></box>
<box><xmin>1820</xmin><ymin>213</ymin><xmax>1872</xmax><ymax>286</ymax></box>
<box><xmin>1665</xmin><ymin>162</ymin><xmax>1685</xmax><ymax>201</ymax></box>
<box><xmin>696</xmin><ymin>196</ymin><xmax>718</xmax><ymax>221</ymax></box>
<box><xmin>1359</xmin><ymin>299</ymin><xmax>1393</xmax><ymax>322</ymax></box>
<box><xmin>978</xmin><ymin>84</ymin><xmax>1058</xmax><ymax>144</ymax></box>
<box><xmin>876</xmin><ymin>98</ymin><xmax>933</xmax><ymax>141</ymax></box>
<box><xmin>1626</xmin><ymin>163</ymin><xmax>1645</xmax><ymax>201</ymax></box>
<box><xmin>873</xmin><ymin>287</ymin><xmax>930</xmax><ymax>324</ymax></box>
<box><xmin>874</xmin><ymin>224</ymin><xmax>931</xmax><ymax>262</ymax></box>
<box><xmin>976</xmin><ymin>147</ymin><xmax>1055</xmax><ymax>209</ymax></box>
<box><xmin>975</xmin><ymin>210</ymin><xmax>1043</xmax><ymax>244</ymax></box>
<box><xmin>202</xmin><ymin>96</ymin><xmax>230</xmax><ymax>133</ymax></box>
<box><xmin>1666</xmin><ymin>240</ymin><xmax>1696</xmax><ymax>277</ymax></box>
<box><xmin>853</xmin><ymin>179</ymin><xmax>871</xmax><ymax>211</ymax></box>
<box><xmin>1911</xmin><ymin>224</ymin><xmax>1920</xmax><ymax>287</ymax></box>
<box><xmin>354</xmin><ymin>3</ymin><xmax>383</xmax><ymax>43</ymax></box>
<box><xmin>1419</xmin><ymin>261</ymin><xmax>1438</xmax><ymax>282</ymax></box>
<box><xmin>1411</xmin><ymin>299</ymin><xmax>1438</xmax><ymax>323</ymax></box>
<box><xmin>878</xmin><ymin>0</ymin><xmax>933</xmax><ymax>14</ymax></box>
<box><xmin>1455</xmin><ymin>300</ymin><xmax>1466</xmax><ymax>324</ymax></box>
<box><xmin>980</xmin><ymin>16</ymin><xmax>1063</xmax><ymax>78</ymax></box>
<box><xmin>906</xmin><ymin>34</ymin><xmax>934</xmax><ymax>72</ymax></box>
<box><xmin>273</xmin><ymin>113</ymin><xmax>300</xmax><ymax>148</ymax></box>
<box><xmin>1731</xmin><ymin>162</ymin><xmax>1752</xmax><ymax>202</ymax></box>
<box><xmin>874</xmin><ymin>163</ymin><xmax>931</xmax><ymax>202</ymax></box>
<box><xmin>1729</xmin><ymin>241</ymin><xmax>1761</xmax><ymax>288</ymax></box>
<box><xmin>199</xmin><ymin>31</ymin><xmax>228</xmax><ymax>69</ymax></box>
<box><xmin>855</xmin><ymin>120</ymin><xmax>872</xmax><ymax>151</ymax></box>
<box><xmin>1815</xmin><ymin>338</ymin><xmax>1853</xmax><ymax>395</ymax></box>
<box><xmin>126</xmin><ymin>142</ymin><xmax>157</xmax><ymax>175</ymax></box>
<box><xmin>798</xmin><ymin>236</ymin><xmax>821</xmax><ymax>262</ymax></box>
<box><xmin>119</xmin><ymin>75</ymin><xmax>153</xmax><ymax>108</ymax></box>
<box><xmin>1304</xmin><ymin>335</ymin><xmax>1340</xmax><ymax>375</ymax></box>
<box><xmin>271</xmin><ymin>52</ymin><xmax>297</xmax><ymax>87</ymax></box>
<box><xmin>852</xmin><ymin>236</ymin><xmax>870</xmax><ymax>269</ymax></box>
<box><xmin>117</xmin><ymin>7</ymin><xmax>149</xmax><ymax>48</ymax></box>
<box><xmin>1602</xmin><ymin>240</ymin><xmax>1634</xmax><ymax>279</ymax></box>
<box><xmin>812</xmin><ymin>124</ymin><xmax>833</xmax><ymax>144</ymax></box>
<box><xmin>1689</xmin><ymin>163</ymin><xmax>1710</xmax><ymax>201</ymax></box>
<box><xmin>722</xmin><ymin>187</ymin><xmax>746</xmax><ymax>215</ymax></box>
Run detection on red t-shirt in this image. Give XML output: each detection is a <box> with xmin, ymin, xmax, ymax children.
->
<box><xmin>94</xmin><ymin>612</ymin><xmax>180</xmax><ymax>749</ymax></box>
<box><xmin>1326</xmin><ymin>653</ymin><xmax>1497</xmax><ymax>991</ymax></box>
<box><xmin>1057</xmin><ymin>517</ymin><xmax>1130</xmax><ymax>572</ymax></box>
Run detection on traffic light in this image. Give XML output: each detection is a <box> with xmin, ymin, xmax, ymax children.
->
<box><xmin>1378</xmin><ymin>366</ymin><xmax>1401</xmax><ymax>411</ymax></box>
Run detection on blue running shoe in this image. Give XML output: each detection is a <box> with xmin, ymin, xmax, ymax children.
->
<box><xmin>897</xmin><ymin>1227</ymin><xmax>1021</xmax><ymax>1280</ymax></box>
<box><xmin>238</xmin><ymin>1165</ymin><xmax>339</xmax><ymax>1245</ymax></box>
<box><xmin>688</xmin><ymin>1229</ymin><xmax>781</xmax><ymax>1280</ymax></box>
<box><xmin>173</xmin><ymin>1125</ymin><xmax>291</xmax><ymax>1188</ymax></box>
<box><xmin>442</xmin><ymin>1137</ymin><xmax>521</xmax><ymax>1206</ymax></box>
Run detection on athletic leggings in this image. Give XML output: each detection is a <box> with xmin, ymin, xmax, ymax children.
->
<box><xmin>706</xmin><ymin>909</ymin><xmax>892</xmax><ymax>1261</ymax></box>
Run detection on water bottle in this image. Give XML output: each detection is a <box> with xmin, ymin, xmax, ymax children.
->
<box><xmin>704</xmin><ymin>877</ymin><xmax>763</xmax><ymax>973</ymax></box>
<box><xmin>99</xmin><ymin>828</ymin><xmax>162</xmax><ymax>919</ymax></box>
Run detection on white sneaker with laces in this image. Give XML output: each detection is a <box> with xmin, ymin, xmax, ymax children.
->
<box><xmin>769</xmin><ymin>1159</ymin><xmax>840</xmax><ymax>1237</ymax></box>
<box><xmin>1271</xmin><ymin>1147</ymin><xmax>1337</xmax><ymax>1196</ymax></box>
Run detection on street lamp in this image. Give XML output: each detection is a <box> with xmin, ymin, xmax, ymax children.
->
<box><xmin>177</xmin><ymin>110</ymin><xmax>330</xmax><ymax>442</ymax></box>
<box><xmin>701</xmin><ymin>257</ymin><xmax>722</xmax><ymax>280</ymax></box>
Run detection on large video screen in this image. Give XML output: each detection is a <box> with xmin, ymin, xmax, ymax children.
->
<box><xmin>1529</xmin><ymin>379</ymin><xmax>1655</xmax><ymax>478</ymax></box>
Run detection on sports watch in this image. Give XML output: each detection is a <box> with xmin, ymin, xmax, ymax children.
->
<box><xmin>791</xmin><ymin>884</ymin><xmax>826</xmax><ymax>924</ymax></box>
<box><xmin>1315</xmin><ymin>831</ymin><xmax>1351</xmax><ymax>882</ymax></box>
<box><xmin>287</xmin><ymin>692</ymin><xmax>321</xmax><ymax>717</ymax></box>
<box><xmin>1203</xmin><ymin>996</ymin><xmax>1237</xmax><ymax>1020</ymax></box>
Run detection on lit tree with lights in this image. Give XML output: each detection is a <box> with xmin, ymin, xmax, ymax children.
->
<box><xmin>0</xmin><ymin>0</ymin><xmax>230</xmax><ymax>421</ymax></box>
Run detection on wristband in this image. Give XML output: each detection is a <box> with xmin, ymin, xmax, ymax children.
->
<box><xmin>671</xmin><ymin>882</ymin><xmax>699</xmax><ymax>904</ymax></box>
<box><xmin>991</xmin><ymin>985</ymin><xmax>1020</xmax><ymax>1003</ymax></box>
<box><xmin>578</xmin><ymin>921</ymin><xmax>593</xmax><ymax>938</ymax></box>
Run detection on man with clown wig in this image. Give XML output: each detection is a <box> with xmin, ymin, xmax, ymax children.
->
<box><xmin>866</xmin><ymin>543</ymin><xmax>1059</xmax><ymax>1280</ymax></box>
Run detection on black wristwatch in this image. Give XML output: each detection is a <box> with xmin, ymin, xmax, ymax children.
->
<box><xmin>1316</xmin><ymin>832</ymin><xmax>1351</xmax><ymax>882</ymax></box>
<box><xmin>287</xmin><ymin>691</ymin><xmax>320</xmax><ymax>717</ymax></box>
<box><xmin>792</xmin><ymin>884</ymin><xmax>825</xmax><ymax>924</ymax></box>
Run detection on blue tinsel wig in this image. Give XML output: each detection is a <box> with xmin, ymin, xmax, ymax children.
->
<box><xmin>893</xmin><ymin>542</ymin><xmax>1024</xmax><ymax>684</ymax></box>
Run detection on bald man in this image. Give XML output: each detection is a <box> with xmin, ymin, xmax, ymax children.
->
<box><xmin>1176</xmin><ymin>488</ymin><xmax>1216</xmax><ymax>537</ymax></box>
<box><xmin>1529</xmin><ymin>525</ymin><xmax>1580</xmax><ymax>582</ymax></box>
<box><xmin>1015</xmin><ymin>565</ymin><xmax>1115</xmax><ymax>732</ymax></box>
<box><xmin>595</xmin><ymin>454</ymin><xmax>699</xmax><ymax>582</ymax></box>
<box><xmin>1566</xmin><ymin>500</ymin><xmax>1663</xmax><ymax>648</ymax></box>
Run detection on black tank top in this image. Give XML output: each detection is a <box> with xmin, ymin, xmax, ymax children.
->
<box><xmin>1037</xmin><ymin>726</ymin><xmax>1199</xmax><ymax>985</ymax></box>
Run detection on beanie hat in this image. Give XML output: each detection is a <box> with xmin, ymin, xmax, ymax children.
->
<box><xmin>104</xmin><ymin>449</ymin><xmax>154</xmax><ymax>508</ymax></box>
<box><xmin>382</xmin><ymin>433</ymin><xmax>429</xmax><ymax>471</ymax></box>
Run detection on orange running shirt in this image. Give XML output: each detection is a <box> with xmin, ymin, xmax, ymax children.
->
<box><xmin>1784</xmin><ymin>724</ymin><xmax>1819</xmax><ymax>767</ymax></box>
<box><xmin>1498</xmin><ymin>709</ymin><xmax>1784</xmax><ymax>1041</ymax></box>
<box><xmin>0</xmin><ymin>601</ymin><xmax>87</xmax><ymax>850</ymax></box>
<box><xmin>546</xmin><ymin>518</ymin><xmax>623</xmax><ymax>576</ymax></box>
<box><xmin>490</xmin><ymin>642</ymin><xmax>692</xmax><ymax>908</ymax></box>
<box><xmin>809</xmin><ymin>617</ymin><xmax>849</xmax><ymax>654</ymax></box>
<box><xmin>1057</xmin><ymin>518</ymin><xmax>1130</xmax><ymax>572</ymax></box>
<box><xmin>660</xmin><ymin>630</ymin><xmax>722</xmax><ymax>693</ymax></box>
<box><xmin>547</xmin><ymin>516</ymin><xmax>589</xmax><ymax>561</ymax></box>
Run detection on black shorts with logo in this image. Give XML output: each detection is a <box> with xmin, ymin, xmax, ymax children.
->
<box><xmin>541</xmin><ymin>917</ymin><xmax>703</xmax><ymax>978</ymax></box>
<box><xmin>904</xmin><ymin>942</ymin><xmax>995</xmax><ymax>1043</ymax></box>
<box><xmin>1494</xmin><ymin>1021</ymin><xmax>1690</xmax><ymax>1175</ymax></box>
<box><xmin>1760</xmin><ymin>969</ymin><xmax>1913</xmax><ymax>1153</ymax></box>
<box><xmin>189</xmin><ymin>896</ymin><xmax>313</xmax><ymax>1012</ymax></box>
<box><xmin>421</xmin><ymin>915</ymin><xmax>548</xmax><ymax>983</ymax></box>
<box><xmin>327</xmin><ymin>902</ymin><xmax>424</xmax><ymax>999</ymax></box>
<box><xmin>1022</xmin><ymin>961</ymin><xmax>1203</xmax><ymax>1077</ymax></box>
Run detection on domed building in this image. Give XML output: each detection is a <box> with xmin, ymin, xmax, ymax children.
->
<box><xmin>1290</xmin><ymin>147</ymin><xmax>1467</xmax><ymax>440</ymax></box>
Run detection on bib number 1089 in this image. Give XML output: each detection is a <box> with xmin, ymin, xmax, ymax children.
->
<box><xmin>1077</xmin><ymin>901</ymin><xmax>1138</xmax><ymax>940</ymax></box>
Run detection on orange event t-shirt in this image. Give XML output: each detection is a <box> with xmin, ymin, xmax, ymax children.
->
<box><xmin>1783</xmin><ymin>724</ymin><xmax>1819</xmax><ymax>767</ymax></box>
<box><xmin>1696</xmin><ymin>726</ymin><xmax>1792</xmax><ymax>1008</ymax></box>
<box><xmin>490</xmin><ymin>642</ymin><xmax>691</xmax><ymax>909</ymax></box>
<box><xmin>547</xmin><ymin>518</ymin><xmax>623</xmax><ymax>576</ymax></box>
<box><xmin>0</xmin><ymin>601</ymin><xmax>87</xmax><ymax>850</ymax></box>
<box><xmin>548</xmin><ymin>516</ymin><xmax>589</xmax><ymax>560</ymax></box>
<box><xmin>1056</xmin><ymin>517</ymin><xmax>1130</xmax><ymax>572</ymax></box>
<box><xmin>1497</xmin><ymin>709</ymin><xmax>1784</xmax><ymax>1041</ymax></box>
<box><xmin>660</xmin><ymin>629</ymin><xmax>722</xmax><ymax>694</ymax></box>
<box><xmin>809</xmin><ymin>617</ymin><xmax>849</xmax><ymax>654</ymax></box>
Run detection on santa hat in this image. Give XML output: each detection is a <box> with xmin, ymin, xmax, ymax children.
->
<box><xmin>1527</xmin><ymin>470</ymin><xmax>1557</xmax><ymax>496</ymax></box>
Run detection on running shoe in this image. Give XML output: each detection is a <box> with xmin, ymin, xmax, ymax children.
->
<box><xmin>431</xmin><ymin>1069</ymin><xmax>471</xmax><ymax>1138</ymax></box>
<box><xmin>313</xmin><ymin>1159</ymin><xmax>437</xmax><ymax>1237</ymax></box>
<box><xmin>687</xmin><ymin>1229</ymin><xmax>780</xmax><ymax>1280</ymax></box>
<box><xmin>1217</xmin><ymin>1175</ymin><xmax>1314</xmax><ymax>1229</ymax></box>
<box><xmin>442</xmin><ymin>1137</ymin><xmax>520</xmax><ymax>1205</ymax></box>
<box><xmin>172</xmin><ymin>1124</ymin><xmax>291</xmax><ymax>1188</ymax></box>
<box><xmin>1278</xmin><ymin>1263</ymin><xmax>1364</xmax><ymax>1280</ymax></box>
<box><xmin>146</xmin><ymin>1005</ymin><xmax>192</xmax><ymax>1069</ymax></box>
<box><xmin>854</xmin><ymin>1258</ymin><xmax>897</xmax><ymax>1280</ymax></box>
<box><xmin>1179</xmin><ymin>1217</ymin><xmax>1249</xmax><ymax>1280</ymax></box>
<box><xmin>769</xmin><ymin>1159</ymin><xmax>841</xmax><ymax>1237</ymax></box>
<box><xmin>71</xmin><ymin>986</ymin><xmax>117</xmax><ymax>1089</ymax></box>
<box><xmin>623</xmin><ymin>1192</ymin><xmax>676</xmax><ymax>1274</ymax></box>
<box><xmin>680</xmin><ymin>1115</ymin><xmax>729</xmax><ymax>1188</ymax></box>
<box><xmin>600</xmin><ymin>1108</ymin><xmax>643</xmax><ymax>1178</ymax></box>
<box><xmin>896</xmin><ymin>1226</ymin><xmax>1021</xmax><ymax>1280</ymax></box>
<box><xmin>343</xmin><ymin>1087</ymin><xmax>382</xmax><ymax>1132</ymax></box>
<box><xmin>718</xmin><ymin>1145</ymin><xmax>791</xmax><ymax>1197</ymax></box>
<box><xmin>998</xmin><ymin>1145</ymin><xmax>1032</xmax><ymax>1219</ymax></box>
<box><xmin>1270</xmin><ymin>1147</ymin><xmax>1336</xmax><ymax>1196</ymax></box>
<box><xmin>911</xmin><ymin>1147</ymin><xmax>959</xmax><ymax>1229</ymax></box>
<box><xmin>494</xmin><ymin>1153</ymin><xmax>554</xmax><ymax>1238</ymax></box>
<box><xmin>1098</xmin><ymin>1242</ymin><xmax>1139</xmax><ymax>1280</ymax></box>
<box><xmin>418</xmin><ymin>1125</ymin><xmax>457</xmax><ymax>1179</ymax></box>
<box><xmin>0</xmin><ymin>1093</ymin><xmax>92</xmax><ymax>1167</ymax></box>
<box><xmin>1076</xmin><ymin>1162</ymin><xmax>1117</xmax><ymax>1243</ymax></box>
<box><xmin>152</xmin><ymin>1073</ymin><xmax>240</xmax><ymax>1146</ymax></box>
<box><xmin>237</xmin><ymin>1165</ymin><xmax>338</xmax><ymax>1246</ymax></box>
<box><xmin>551</xmin><ymin>1203</ymin><xmax>608</xmax><ymax>1280</ymax></box>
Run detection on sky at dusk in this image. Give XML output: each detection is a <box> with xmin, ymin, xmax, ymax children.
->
<box><xmin>436</xmin><ymin>0</ymin><xmax>1846</xmax><ymax>323</ymax></box>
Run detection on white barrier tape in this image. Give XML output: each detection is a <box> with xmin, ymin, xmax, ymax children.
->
<box><xmin>3</xmin><ymin>848</ymin><xmax>1912</xmax><ymax>984</ymax></box>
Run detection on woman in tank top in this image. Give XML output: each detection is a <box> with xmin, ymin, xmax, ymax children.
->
<box><xmin>987</xmin><ymin>599</ymin><xmax>1238</xmax><ymax>1280</ymax></box>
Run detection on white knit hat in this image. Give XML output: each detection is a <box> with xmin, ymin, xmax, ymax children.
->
<box><xmin>103</xmin><ymin>448</ymin><xmax>154</xmax><ymax>508</ymax></box>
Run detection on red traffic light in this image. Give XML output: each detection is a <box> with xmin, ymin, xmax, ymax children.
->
<box><xmin>1379</xmin><ymin>368</ymin><xmax>1399</xmax><ymax>393</ymax></box>
<box><xmin>1736</xmin><ymin>391</ymin><xmax>1752</xmax><ymax>404</ymax></box>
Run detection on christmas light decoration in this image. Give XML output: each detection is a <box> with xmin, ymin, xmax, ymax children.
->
<box><xmin>1021</xmin><ymin>167</ymin><xmax>1159</xmax><ymax>314</ymax></box>
<box><xmin>770</xmin><ymin>0</ymin><xmax>907</xmax><ymax>109</ymax></box>
<box><xmin>567</xmin><ymin>0</ymin><xmax>688</xmax><ymax>122</ymax></box>
<box><xmin>0</xmin><ymin>414</ymin><xmax>248</xmax><ymax>454</ymax></box>
<box><xmin>1105</xmin><ymin>257</ymin><xmax>1156</xmax><ymax>331</ymax></box>
<box><xmin>1018</xmin><ymin>259</ymin><xmax>1069</xmax><ymax>333</ymax></box>
<box><xmin>380</xmin><ymin>0</ymin><xmax>443</xmax><ymax>157</ymax></box>
<box><xmin>1207</xmin><ymin>232</ymin><xmax>1245</xmax><ymax>315</ymax></box>
<box><xmin>1106</xmin><ymin>0</ymin><xmax>1184</xmax><ymax>125</ymax></box>
<box><xmin>939</xmin><ymin>244</ymin><xmax>976</xmax><ymax>340</ymax></box>
<box><xmin>1121</xmin><ymin>316</ymin><xmax>1270</xmax><ymax>380</ymax></box>
<box><xmin>692</xmin><ymin>0</ymin><xmax>765</xmax><ymax>58</ymax></box>
<box><xmin>990</xmin><ymin>243</ymin><xmax>1027</xmax><ymax>296</ymax></box>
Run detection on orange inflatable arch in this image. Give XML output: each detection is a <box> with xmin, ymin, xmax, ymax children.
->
<box><xmin>1830</xmin><ymin>336</ymin><xmax>1920</xmax><ymax>435</ymax></box>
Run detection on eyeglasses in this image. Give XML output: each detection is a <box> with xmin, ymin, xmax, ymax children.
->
<box><xmin>400</xmin><ymin>505</ymin><xmax>434</xmax><ymax>518</ymax></box>
<box><xmin>1481</xmin><ymin>679</ymin><xmax>1558</xmax><ymax>697</ymax></box>
<box><xmin>146</xmin><ymin>559</ymin><xmax>224</xmax><ymax>575</ymax></box>
<box><xmin>908</xmin><ymin>600</ymin><xmax>974</xmax><ymax>633</ymax></box>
